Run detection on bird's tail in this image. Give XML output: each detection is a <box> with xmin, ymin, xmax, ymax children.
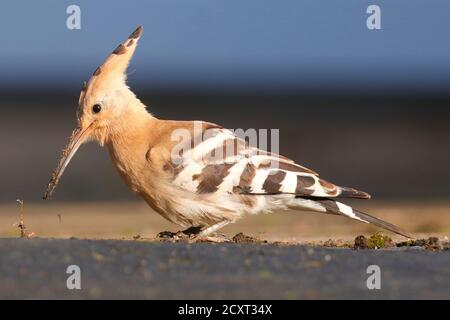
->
<box><xmin>314</xmin><ymin>199</ymin><xmax>413</xmax><ymax>239</ymax></box>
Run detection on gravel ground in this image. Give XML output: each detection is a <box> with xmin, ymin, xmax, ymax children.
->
<box><xmin>0</xmin><ymin>238</ymin><xmax>449</xmax><ymax>299</ymax></box>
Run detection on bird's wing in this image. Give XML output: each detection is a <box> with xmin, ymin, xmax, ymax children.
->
<box><xmin>167</xmin><ymin>122</ymin><xmax>370</xmax><ymax>199</ymax></box>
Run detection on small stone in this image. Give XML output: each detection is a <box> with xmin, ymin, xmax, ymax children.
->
<box><xmin>414</xmin><ymin>239</ymin><xmax>427</xmax><ymax>247</ymax></box>
<box><xmin>323</xmin><ymin>239</ymin><xmax>337</xmax><ymax>247</ymax></box>
<box><xmin>232</xmin><ymin>232</ymin><xmax>259</xmax><ymax>243</ymax></box>
<box><xmin>354</xmin><ymin>235</ymin><xmax>369</xmax><ymax>250</ymax></box>
<box><xmin>425</xmin><ymin>237</ymin><xmax>442</xmax><ymax>251</ymax></box>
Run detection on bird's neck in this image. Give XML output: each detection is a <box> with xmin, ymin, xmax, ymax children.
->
<box><xmin>107</xmin><ymin>92</ymin><xmax>160</xmax><ymax>141</ymax></box>
<box><xmin>105</xmin><ymin>100</ymin><xmax>160</xmax><ymax>183</ymax></box>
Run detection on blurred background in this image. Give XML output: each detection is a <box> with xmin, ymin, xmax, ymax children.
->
<box><xmin>0</xmin><ymin>0</ymin><xmax>449</xmax><ymax>240</ymax></box>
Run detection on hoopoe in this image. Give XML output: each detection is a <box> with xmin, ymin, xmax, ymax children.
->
<box><xmin>44</xmin><ymin>26</ymin><xmax>411</xmax><ymax>240</ymax></box>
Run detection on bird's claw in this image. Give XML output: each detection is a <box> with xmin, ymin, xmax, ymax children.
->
<box><xmin>157</xmin><ymin>229</ymin><xmax>231</xmax><ymax>243</ymax></box>
<box><xmin>188</xmin><ymin>233</ymin><xmax>232</xmax><ymax>243</ymax></box>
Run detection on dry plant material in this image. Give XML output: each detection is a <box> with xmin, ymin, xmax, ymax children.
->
<box><xmin>397</xmin><ymin>237</ymin><xmax>444</xmax><ymax>251</ymax></box>
<box><xmin>43</xmin><ymin>128</ymin><xmax>81</xmax><ymax>200</ymax></box>
<box><xmin>354</xmin><ymin>233</ymin><xmax>395</xmax><ymax>249</ymax></box>
<box><xmin>15</xmin><ymin>199</ymin><xmax>35</xmax><ymax>238</ymax></box>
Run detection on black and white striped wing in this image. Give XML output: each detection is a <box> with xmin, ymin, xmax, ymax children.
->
<box><xmin>170</xmin><ymin>126</ymin><xmax>370</xmax><ymax>199</ymax></box>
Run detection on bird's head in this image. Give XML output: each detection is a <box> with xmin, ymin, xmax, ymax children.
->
<box><xmin>44</xmin><ymin>26</ymin><xmax>144</xmax><ymax>199</ymax></box>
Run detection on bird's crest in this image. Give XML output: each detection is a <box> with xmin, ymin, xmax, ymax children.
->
<box><xmin>78</xmin><ymin>26</ymin><xmax>143</xmax><ymax>105</ymax></box>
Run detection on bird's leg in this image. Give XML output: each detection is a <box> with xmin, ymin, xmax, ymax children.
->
<box><xmin>158</xmin><ymin>221</ymin><xmax>231</xmax><ymax>243</ymax></box>
<box><xmin>190</xmin><ymin>220</ymin><xmax>232</xmax><ymax>243</ymax></box>
<box><xmin>199</xmin><ymin>220</ymin><xmax>231</xmax><ymax>237</ymax></box>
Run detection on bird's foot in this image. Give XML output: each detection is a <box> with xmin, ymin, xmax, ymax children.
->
<box><xmin>189</xmin><ymin>232</ymin><xmax>232</xmax><ymax>243</ymax></box>
<box><xmin>157</xmin><ymin>226</ymin><xmax>202</xmax><ymax>243</ymax></box>
<box><xmin>157</xmin><ymin>227</ymin><xmax>231</xmax><ymax>243</ymax></box>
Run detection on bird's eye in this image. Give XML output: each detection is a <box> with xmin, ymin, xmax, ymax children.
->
<box><xmin>92</xmin><ymin>104</ymin><xmax>102</xmax><ymax>114</ymax></box>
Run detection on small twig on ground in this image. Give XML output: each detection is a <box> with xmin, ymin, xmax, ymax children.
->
<box><xmin>57</xmin><ymin>213</ymin><xmax>62</xmax><ymax>224</ymax></box>
<box><xmin>14</xmin><ymin>199</ymin><xmax>35</xmax><ymax>238</ymax></box>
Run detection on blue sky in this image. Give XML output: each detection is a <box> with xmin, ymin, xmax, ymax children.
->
<box><xmin>1</xmin><ymin>0</ymin><xmax>450</xmax><ymax>93</ymax></box>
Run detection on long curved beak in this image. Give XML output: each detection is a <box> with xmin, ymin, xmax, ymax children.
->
<box><xmin>43</xmin><ymin>123</ymin><xmax>93</xmax><ymax>200</ymax></box>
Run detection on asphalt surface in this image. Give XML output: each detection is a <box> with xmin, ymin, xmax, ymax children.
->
<box><xmin>0</xmin><ymin>238</ymin><xmax>449</xmax><ymax>299</ymax></box>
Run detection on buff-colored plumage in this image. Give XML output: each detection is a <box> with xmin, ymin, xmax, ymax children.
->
<box><xmin>44</xmin><ymin>26</ymin><xmax>412</xmax><ymax>239</ymax></box>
